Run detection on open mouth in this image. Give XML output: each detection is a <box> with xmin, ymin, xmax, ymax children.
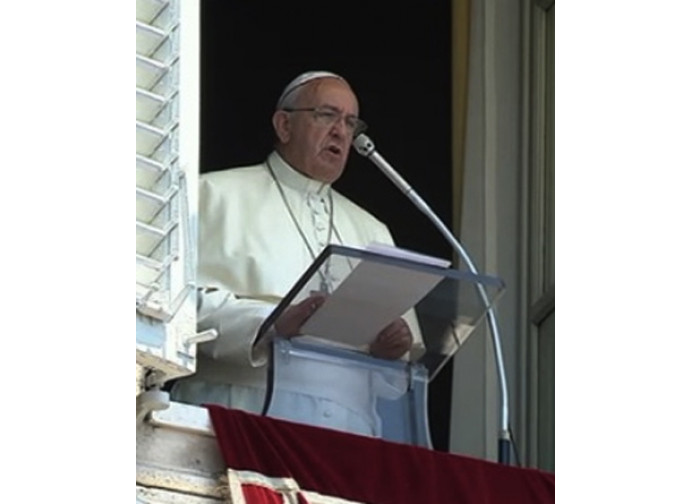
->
<box><xmin>326</xmin><ymin>145</ymin><xmax>342</xmax><ymax>156</ymax></box>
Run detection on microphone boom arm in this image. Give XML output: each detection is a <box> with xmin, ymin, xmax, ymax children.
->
<box><xmin>353</xmin><ymin>133</ymin><xmax>512</xmax><ymax>464</ymax></box>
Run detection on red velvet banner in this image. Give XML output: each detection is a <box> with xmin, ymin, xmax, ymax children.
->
<box><xmin>207</xmin><ymin>405</ymin><xmax>555</xmax><ymax>504</ymax></box>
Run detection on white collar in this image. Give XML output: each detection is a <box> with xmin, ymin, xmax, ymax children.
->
<box><xmin>266</xmin><ymin>151</ymin><xmax>330</xmax><ymax>196</ymax></box>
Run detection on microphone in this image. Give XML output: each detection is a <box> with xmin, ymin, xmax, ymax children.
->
<box><xmin>352</xmin><ymin>132</ymin><xmax>512</xmax><ymax>465</ymax></box>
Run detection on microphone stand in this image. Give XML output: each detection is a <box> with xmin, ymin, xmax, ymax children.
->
<box><xmin>353</xmin><ymin>133</ymin><xmax>511</xmax><ymax>465</ymax></box>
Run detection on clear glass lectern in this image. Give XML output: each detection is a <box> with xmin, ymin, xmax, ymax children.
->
<box><xmin>255</xmin><ymin>244</ymin><xmax>504</xmax><ymax>447</ymax></box>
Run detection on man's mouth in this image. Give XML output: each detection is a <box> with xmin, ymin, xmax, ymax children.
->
<box><xmin>326</xmin><ymin>145</ymin><xmax>343</xmax><ymax>156</ymax></box>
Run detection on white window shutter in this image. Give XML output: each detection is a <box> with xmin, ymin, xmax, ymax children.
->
<box><xmin>136</xmin><ymin>0</ymin><xmax>205</xmax><ymax>385</ymax></box>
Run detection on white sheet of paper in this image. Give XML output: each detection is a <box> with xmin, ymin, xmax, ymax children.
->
<box><xmin>364</xmin><ymin>242</ymin><xmax>451</xmax><ymax>268</ymax></box>
<box><xmin>299</xmin><ymin>259</ymin><xmax>444</xmax><ymax>346</ymax></box>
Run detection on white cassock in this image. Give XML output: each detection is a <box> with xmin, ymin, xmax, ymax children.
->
<box><xmin>172</xmin><ymin>151</ymin><xmax>423</xmax><ymax>436</ymax></box>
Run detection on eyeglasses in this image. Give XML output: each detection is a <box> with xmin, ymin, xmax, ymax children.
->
<box><xmin>282</xmin><ymin>105</ymin><xmax>367</xmax><ymax>137</ymax></box>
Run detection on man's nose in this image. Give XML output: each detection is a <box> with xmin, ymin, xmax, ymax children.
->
<box><xmin>330</xmin><ymin>115</ymin><xmax>349</xmax><ymax>136</ymax></box>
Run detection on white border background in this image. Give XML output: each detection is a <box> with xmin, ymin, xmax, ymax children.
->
<box><xmin>3</xmin><ymin>1</ymin><xmax>689</xmax><ymax>500</ymax></box>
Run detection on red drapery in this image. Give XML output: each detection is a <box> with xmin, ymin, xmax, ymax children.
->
<box><xmin>207</xmin><ymin>405</ymin><xmax>555</xmax><ymax>504</ymax></box>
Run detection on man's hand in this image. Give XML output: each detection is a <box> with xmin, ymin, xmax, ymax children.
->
<box><xmin>369</xmin><ymin>318</ymin><xmax>413</xmax><ymax>360</ymax></box>
<box><xmin>274</xmin><ymin>294</ymin><xmax>326</xmax><ymax>337</ymax></box>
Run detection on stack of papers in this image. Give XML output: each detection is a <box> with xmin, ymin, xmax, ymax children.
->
<box><xmin>299</xmin><ymin>243</ymin><xmax>451</xmax><ymax>346</ymax></box>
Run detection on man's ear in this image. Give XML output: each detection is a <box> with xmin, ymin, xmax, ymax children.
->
<box><xmin>272</xmin><ymin>110</ymin><xmax>291</xmax><ymax>143</ymax></box>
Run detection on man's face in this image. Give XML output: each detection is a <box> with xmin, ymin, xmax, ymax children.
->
<box><xmin>274</xmin><ymin>78</ymin><xmax>360</xmax><ymax>183</ymax></box>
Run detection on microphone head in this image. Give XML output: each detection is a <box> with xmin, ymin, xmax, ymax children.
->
<box><xmin>352</xmin><ymin>133</ymin><xmax>375</xmax><ymax>157</ymax></box>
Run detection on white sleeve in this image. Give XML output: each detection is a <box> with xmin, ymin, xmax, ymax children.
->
<box><xmin>196</xmin><ymin>288</ymin><xmax>276</xmax><ymax>368</ymax></box>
